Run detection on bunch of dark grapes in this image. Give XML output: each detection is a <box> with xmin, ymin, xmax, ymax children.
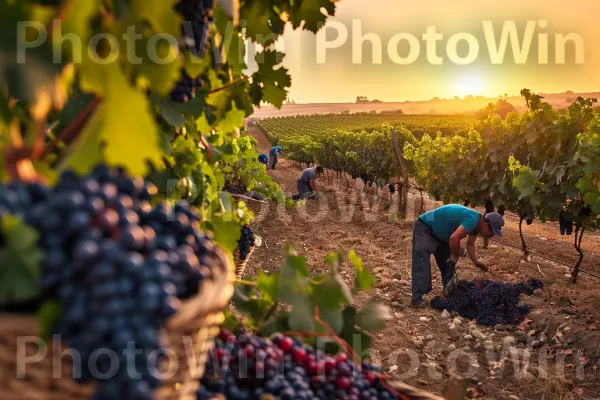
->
<box><xmin>238</xmin><ymin>225</ymin><xmax>255</xmax><ymax>260</ymax></box>
<box><xmin>197</xmin><ymin>330</ymin><xmax>402</xmax><ymax>400</ymax></box>
<box><xmin>248</xmin><ymin>191</ymin><xmax>264</xmax><ymax>201</ymax></box>
<box><xmin>388</xmin><ymin>183</ymin><xmax>395</xmax><ymax>194</ymax></box>
<box><xmin>431</xmin><ymin>278</ymin><xmax>543</xmax><ymax>326</ymax></box>
<box><xmin>223</xmin><ymin>183</ymin><xmax>247</xmax><ymax>196</ymax></box>
<box><xmin>170</xmin><ymin>69</ymin><xmax>204</xmax><ymax>103</ymax></box>
<box><xmin>0</xmin><ymin>165</ymin><xmax>220</xmax><ymax>399</ymax></box>
<box><xmin>175</xmin><ymin>0</ymin><xmax>214</xmax><ymax>56</ymax></box>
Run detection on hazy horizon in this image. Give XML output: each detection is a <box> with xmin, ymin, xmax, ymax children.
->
<box><xmin>247</xmin><ymin>0</ymin><xmax>600</xmax><ymax>103</ymax></box>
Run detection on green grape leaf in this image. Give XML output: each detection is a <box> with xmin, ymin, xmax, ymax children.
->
<box><xmin>205</xmin><ymin>219</ymin><xmax>241</xmax><ymax>252</ymax></box>
<box><xmin>260</xmin><ymin>312</ymin><xmax>290</xmax><ymax>337</ymax></box>
<box><xmin>232</xmin><ymin>284</ymin><xmax>271</xmax><ymax>319</ymax></box>
<box><xmin>131</xmin><ymin>0</ymin><xmax>182</xmax><ymax>38</ymax></box>
<box><xmin>317</xmin><ymin>305</ymin><xmax>343</xmax><ymax>334</ymax></box>
<box><xmin>36</xmin><ymin>300</ymin><xmax>61</xmax><ymax>340</ymax></box>
<box><xmin>355</xmin><ymin>301</ymin><xmax>392</xmax><ymax>332</ymax></box>
<box><xmin>0</xmin><ymin>1</ymin><xmax>64</xmax><ymax>116</ymax></box>
<box><xmin>218</xmin><ymin>102</ymin><xmax>246</xmax><ymax>134</ymax></box>
<box><xmin>311</xmin><ymin>274</ymin><xmax>353</xmax><ymax>307</ymax></box>
<box><xmin>239</xmin><ymin>2</ymin><xmax>279</xmax><ymax>44</ymax></box>
<box><xmin>348</xmin><ymin>250</ymin><xmax>375</xmax><ymax>291</ymax></box>
<box><xmin>257</xmin><ymin>270</ymin><xmax>280</xmax><ymax>301</ymax></box>
<box><xmin>287</xmin><ymin>0</ymin><xmax>337</xmax><ymax>33</ymax></box>
<box><xmin>54</xmin><ymin>0</ymin><xmax>99</xmax><ymax>54</ymax></box>
<box><xmin>251</xmin><ymin>50</ymin><xmax>291</xmax><ymax>108</ymax></box>
<box><xmin>206</xmin><ymin>80</ymin><xmax>254</xmax><ymax>125</ymax></box>
<box><xmin>338</xmin><ymin>306</ymin><xmax>372</xmax><ymax>356</ymax></box>
<box><xmin>184</xmin><ymin>51</ymin><xmax>211</xmax><ymax>79</ymax></box>
<box><xmin>288</xmin><ymin>296</ymin><xmax>315</xmax><ymax>332</ymax></box>
<box><xmin>123</xmin><ymin>32</ymin><xmax>182</xmax><ymax>97</ymax></box>
<box><xmin>59</xmin><ymin>108</ymin><xmax>105</xmax><ymax>174</ymax></box>
<box><xmin>284</xmin><ymin>250</ymin><xmax>309</xmax><ymax>277</ymax></box>
<box><xmin>80</xmin><ymin>62</ymin><xmax>162</xmax><ymax>176</ymax></box>
<box><xmin>0</xmin><ymin>216</ymin><xmax>43</xmax><ymax>306</ymax></box>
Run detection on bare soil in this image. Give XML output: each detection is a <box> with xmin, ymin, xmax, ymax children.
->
<box><xmin>243</xmin><ymin>125</ymin><xmax>600</xmax><ymax>400</ymax></box>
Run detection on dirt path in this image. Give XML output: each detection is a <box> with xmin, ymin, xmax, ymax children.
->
<box><xmin>243</xmin><ymin>125</ymin><xmax>600</xmax><ymax>400</ymax></box>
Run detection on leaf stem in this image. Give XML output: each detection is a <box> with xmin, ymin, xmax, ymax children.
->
<box><xmin>42</xmin><ymin>96</ymin><xmax>102</xmax><ymax>160</ymax></box>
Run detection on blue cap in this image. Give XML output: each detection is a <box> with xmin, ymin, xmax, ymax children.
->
<box><xmin>485</xmin><ymin>212</ymin><xmax>504</xmax><ymax>237</ymax></box>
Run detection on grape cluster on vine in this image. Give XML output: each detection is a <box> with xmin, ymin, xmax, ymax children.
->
<box><xmin>197</xmin><ymin>330</ymin><xmax>402</xmax><ymax>400</ymax></box>
<box><xmin>431</xmin><ymin>278</ymin><xmax>543</xmax><ymax>326</ymax></box>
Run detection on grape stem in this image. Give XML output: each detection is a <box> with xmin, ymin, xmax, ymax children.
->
<box><xmin>208</xmin><ymin>77</ymin><xmax>249</xmax><ymax>95</ymax></box>
<box><xmin>42</xmin><ymin>96</ymin><xmax>102</xmax><ymax>160</ymax></box>
<box><xmin>47</xmin><ymin>0</ymin><xmax>75</xmax><ymax>38</ymax></box>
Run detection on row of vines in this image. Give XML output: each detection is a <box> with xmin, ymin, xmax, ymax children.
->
<box><xmin>258</xmin><ymin>93</ymin><xmax>600</xmax><ymax>282</ymax></box>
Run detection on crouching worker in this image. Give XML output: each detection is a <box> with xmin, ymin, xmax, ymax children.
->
<box><xmin>410</xmin><ymin>204</ymin><xmax>504</xmax><ymax>307</ymax></box>
<box><xmin>258</xmin><ymin>153</ymin><xmax>268</xmax><ymax>166</ymax></box>
<box><xmin>293</xmin><ymin>165</ymin><xmax>324</xmax><ymax>200</ymax></box>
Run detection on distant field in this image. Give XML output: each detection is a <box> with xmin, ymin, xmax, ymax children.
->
<box><xmin>248</xmin><ymin>91</ymin><xmax>600</xmax><ymax>120</ymax></box>
<box><xmin>256</xmin><ymin>113</ymin><xmax>474</xmax><ymax>142</ymax></box>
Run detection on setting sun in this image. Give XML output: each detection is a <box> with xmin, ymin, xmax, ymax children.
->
<box><xmin>455</xmin><ymin>73</ymin><xmax>485</xmax><ymax>97</ymax></box>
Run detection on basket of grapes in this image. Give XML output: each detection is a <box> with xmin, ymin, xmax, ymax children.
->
<box><xmin>225</xmin><ymin>184</ymin><xmax>270</xmax><ymax>225</ymax></box>
<box><xmin>195</xmin><ymin>330</ymin><xmax>453</xmax><ymax>400</ymax></box>
<box><xmin>233</xmin><ymin>225</ymin><xmax>256</xmax><ymax>279</ymax></box>
<box><xmin>0</xmin><ymin>166</ymin><xmax>235</xmax><ymax>400</ymax></box>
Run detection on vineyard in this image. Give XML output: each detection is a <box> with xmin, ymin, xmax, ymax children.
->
<box><xmin>257</xmin><ymin>95</ymin><xmax>600</xmax><ymax>282</ymax></box>
<box><xmin>1</xmin><ymin>0</ymin><xmax>600</xmax><ymax>399</ymax></box>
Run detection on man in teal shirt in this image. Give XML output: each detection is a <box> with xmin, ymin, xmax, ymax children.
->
<box><xmin>411</xmin><ymin>204</ymin><xmax>504</xmax><ymax>307</ymax></box>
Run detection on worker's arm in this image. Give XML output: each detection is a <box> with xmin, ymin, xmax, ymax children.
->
<box><xmin>465</xmin><ymin>234</ymin><xmax>478</xmax><ymax>265</ymax></box>
<box><xmin>448</xmin><ymin>226</ymin><xmax>469</xmax><ymax>261</ymax></box>
<box><xmin>309</xmin><ymin>179</ymin><xmax>317</xmax><ymax>191</ymax></box>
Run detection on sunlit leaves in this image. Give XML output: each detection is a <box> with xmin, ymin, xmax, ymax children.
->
<box><xmin>251</xmin><ymin>50</ymin><xmax>291</xmax><ymax>108</ymax></box>
<box><xmin>286</xmin><ymin>0</ymin><xmax>336</xmax><ymax>33</ymax></box>
<box><xmin>65</xmin><ymin>62</ymin><xmax>162</xmax><ymax>176</ymax></box>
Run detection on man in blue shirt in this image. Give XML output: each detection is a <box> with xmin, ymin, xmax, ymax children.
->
<box><xmin>268</xmin><ymin>146</ymin><xmax>283</xmax><ymax>170</ymax></box>
<box><xmin>411</xmin><ymin>204</ymin><xmax>504</xmax><ymax>307</ymax></box>
<box><xmin>258</xmin><ymin>153</ymin><xmax>268</xmax><ymax>166</ymax></box>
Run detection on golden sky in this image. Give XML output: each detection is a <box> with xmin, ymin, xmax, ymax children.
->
<box><xmin>266</xmin><ymin>0</ymin><xmax>600</xmax><ymax>103</ymax></box>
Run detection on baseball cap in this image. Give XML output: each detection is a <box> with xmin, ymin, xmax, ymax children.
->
<box><xmin>485</xmin><ymin>212</ymin><xmax>504</xmax><ymax>237</ymax></box>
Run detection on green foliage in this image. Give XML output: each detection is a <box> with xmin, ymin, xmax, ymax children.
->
<box><xmin>231</xmin><ymin>245</ymin><xmax>390</xmax><ymax>356</ymax></box>
<box><xmin>0</xmin><ymin>215</ymin><xmax>43</xmax><ymax>306</ymax></box>
<box><xmin>0</xmin><ymin>0</ymin><xmax>339</xmax><ymax>322</ymax></box>
<box><xmin>406</xmin><ymin>91</ymin><xmax>600</xmax><ymax>227</ymax></box>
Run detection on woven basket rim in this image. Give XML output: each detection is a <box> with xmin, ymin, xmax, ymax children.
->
<box><xmin>230</xmin><ymin>193</ymin><xmax>268</xmax><ymax>204</ymax></box>
<box><xmin>167</xmin><ymin>246</ymin><xmax>234</xmax><ymax>330</ymax></box>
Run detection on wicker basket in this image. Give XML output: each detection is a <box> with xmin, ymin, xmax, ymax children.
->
<box><xmin>233</xmin><ymin>246</ymin><xmax>255</xmax><ymax>280</ymax></box>
<box><xmin>231</xmin><ymin>194</ymin><xmax>269</xmax><ymax>225</ymax></box>
<box><xmin>0</xmin><ymin>247</ymin><xmax>234</xmax><ymax>400</ymax></box>
<box><xmin>390</xmin><ymin>376</ymin><xmax>467</xmax><ymax>400</ymax></box>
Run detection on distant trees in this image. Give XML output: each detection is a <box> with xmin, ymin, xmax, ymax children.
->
<box><xmin>476</xmin><ymin>98</ymin><xmax>517</xmax><ymax>120</ymax></box>
<box><xmin>356</xmin><ymin>96</ymin><xmax>382</xmax><ymax>104</ymax></box>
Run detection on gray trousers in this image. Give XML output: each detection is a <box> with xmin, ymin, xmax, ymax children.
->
<box><xmin>268</xmin><ymin>154</ymin><xmax>277</xmax><ymax>169</ymax></box>
<box><xmin>297</xmin><ymin>180</ymin><xmax>315</xmax><ymax>199</ymax></box>
<box><xmin>412</xmin><ymin>219</ymin><xmax>453</xmax><ymax>301</ymax></box>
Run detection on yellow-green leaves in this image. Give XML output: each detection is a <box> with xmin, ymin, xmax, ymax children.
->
<box><xmin>131</xmin><ymin>0</ymin><xmax>182</xmax><ymax>38</ymax></box>
<box><xmin>65</xmin><ymin>62</ymin><xmax>162</xmax><ymax>176</ymax></box>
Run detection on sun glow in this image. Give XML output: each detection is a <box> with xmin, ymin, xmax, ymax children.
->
<box><xmin>455</xmin><ymin>74</ymin><xmax>485</xmax><ymax>97</ymax></box>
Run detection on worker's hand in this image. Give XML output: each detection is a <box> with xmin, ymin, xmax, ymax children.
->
<box><xmin>449</xmin><ymin>254</ymin><xmax>459</xmax><ymax>265</ymax></box>
<box><xmin>474</xmin><ymin>260</ymin><xmax>488</xmax><ymax>272</ymax></box>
